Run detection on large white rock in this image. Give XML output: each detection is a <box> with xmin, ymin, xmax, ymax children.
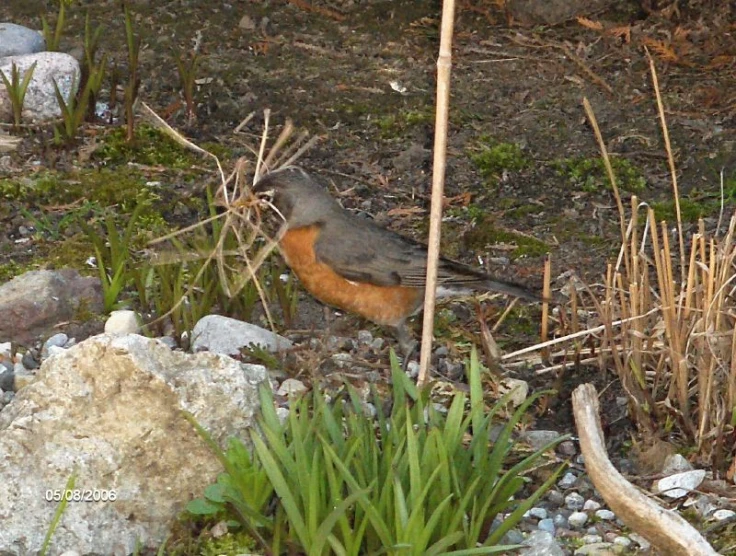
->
<box><xmin>0</xmin><ymin>52</ymin><xmax>80</xmax><ymax>123</ymax></box>
<box><xmin>0</xmin><ymin>333</ymin><xmax>268</xmax><ymax>555</ymax></box>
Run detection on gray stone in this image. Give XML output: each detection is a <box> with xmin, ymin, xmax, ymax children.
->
<box><xmin>583</xmin><ymin>499</ymin><xmax>601</xmax><ymax>511</ymax></box>
<box><xmin>0</xmin><ymin>52</ymin><xmax>81</xmax><ymax>122</ymax></box>
<box><xmin>356</xmin><ymin>329</ymin><xmax>373</xmax><ymax>344</ymax></box>
<box><xmin>565</xmin><ymin>492</ymin><xmax>584</xmax><ymax>510</ymax></box>
<box><xmin>0</xmin><ymin>269</ymin><xmax>102</xmax><ymax>344</ymax></box>
<box><xmin>520</xmin><ymin>430</ymin><xmax>561</xmax><ymax>451</ymax></box>
<box><xmin>655</xmin><ymin>469</ymin><xmax>706</xmax><ymax>499</ymax></box>
<box><xmin>277</xmin><ymin>378</ymin><xmax>307</xmax><ymax>397</ymax></box>
<box><xmin>537</xmin><ymin>518</ymin><xmax>555</xmax><ymax>534</ymax></box>
<box><xmin>0</xmin><ymin>23</ymin><xmax>44</xmax><ymax>57</ymax></box>
<box><xmin>191</xmin><ymin>314</ymin><xmax>292</xmax><ymax>355</ymax></box>
<box><xmin>558</xmin><ymin>471</ymin><xmax>577</xmax><ymax>489</ymax></box>
<box><xmin>582</xmin><ymin>535</ymin><xmax>603</xmax><ymax>544</ymax></box>
<box><xmin>527</xmin><ymin>507</ymin><xmax>548</xmax><ymax>519</ymax></box>
<box><xmin>520</xmin><ymin>530</ymin><xmax>564</xmax><ymax>556</ymax></box>
<box><xmin>573</xmin><ymin>543</ymin><xmax>616</xmax><ymax>556</ymax></box>
<box><xmin>662</xmin><ymin>453</ymin><xmax>693</xmax><ymax>474</ymax></box>
<box><xmin>0</xmin><ymin>333</ymin><xmax>267</xmax><ymax>555</ymax></box>
<box><xmin>42</xmin><ymin>332</ymin><xmax>69</xmax><ymax>359</ymax></box>
<box><xmin>595</xmin><ymin>509</ymin><xmax>615</xmax><ymax>521</ymax></box>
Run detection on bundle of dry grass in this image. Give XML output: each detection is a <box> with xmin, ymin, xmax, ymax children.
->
<box><xmin>142</xmin><ymin>104</ymin><xmax>318</xmax><ymax>331</ymax></box>
<box><xmin>597</xmin><ymin>198</ymin><xmax>736</xmax><ymax>470</ymax></box>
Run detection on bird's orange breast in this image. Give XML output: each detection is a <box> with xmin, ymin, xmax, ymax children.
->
<box><xmin>279</xmin><ymin>225</ymin><xmax>423</xmax><ymax>327</ymax></box>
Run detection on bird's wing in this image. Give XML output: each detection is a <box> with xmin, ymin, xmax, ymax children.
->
<box><xmin>314</xmin><ymin>216</ymin><xmax>540</xmax><ymax>300</ymax></box>
<box><xmin>313</xmin><ymin>216</ymin><xmax>426</xmax><ymax>287</ymax></box>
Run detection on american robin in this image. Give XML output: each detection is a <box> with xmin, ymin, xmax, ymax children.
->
<box><xmin>252</xmin><ymin>166</ymin><xmax>540</xmax><ymax>352</ymax></box>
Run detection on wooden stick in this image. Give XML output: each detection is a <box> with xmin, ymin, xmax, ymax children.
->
<box><xmin>572</xmin><ymin>383</ymin><xmax>718</xmax><ymax>556</ymax></box>
<box><xmin>418</xmin><ymin>0</ymin><xmax>456</xmax><ymax>387</ymax></box>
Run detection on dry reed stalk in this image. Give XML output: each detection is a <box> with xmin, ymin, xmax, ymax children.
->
<box><xmin>418</xmin><ymin>0</ymin><xmax>457</xmax><ymax>386</ymax></box>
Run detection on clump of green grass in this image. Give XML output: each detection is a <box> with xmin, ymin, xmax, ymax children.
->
<box><xmin>186</xmin><ymin>349</ymin><xmax>566</xmax><ymax>553</ymax></box>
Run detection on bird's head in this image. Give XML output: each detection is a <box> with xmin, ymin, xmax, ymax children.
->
<box><xmin>251</xmin><ymin>166</ymin><xmax>338</xmax><ymax>228</ymax></box>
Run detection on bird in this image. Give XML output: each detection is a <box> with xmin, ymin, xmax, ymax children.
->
<box><xmin>251</xmin><ymin>166</ymin><xmax>540</xmax><ymax>353</ymax></box>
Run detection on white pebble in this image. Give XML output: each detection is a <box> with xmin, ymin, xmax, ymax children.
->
<box><xmin>583</xmin><ymin>499</ymin><xmax>601</xmax><ymax>511</ymax></box>
<box><xmin>104</xmin><ymin>310</ymin><xmax>141</xmax><ymax>334</ymax></box>
<box><xmin>595</xmin><ymin>509</ymin><xmax>616</xmax><ymax>521</ymax></box>
<box><xmin>713</xmin><ymin>509</ymin><xmax>736</xmax><ymax>521</ymax></box>
<box><xmin>568</xmin><ymin>511</ymin><xmax>588</xmax><ymax>528</ymax></box>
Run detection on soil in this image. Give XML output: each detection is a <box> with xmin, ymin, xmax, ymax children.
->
<box><xmin>1</xmin><ymin>0</ymin><xmax>735</xmax><ymax>547</ymax></box>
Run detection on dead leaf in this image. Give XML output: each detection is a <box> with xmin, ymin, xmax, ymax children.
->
<box><xmin>576</xmin><ymin>17</ymin><xmax>603</xmax><ymax>31</ymax></box>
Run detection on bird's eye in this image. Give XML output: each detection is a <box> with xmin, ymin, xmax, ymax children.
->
<box><xmin>256</xmin><ymin>188</ymin><xmax>275</xmax><ymax>203</ymax></box>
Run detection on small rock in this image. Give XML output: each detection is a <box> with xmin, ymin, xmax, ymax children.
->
<box><xmin>0</xmin><ymin>342</ymin><xmax>11</xmax><ymax>358</ymax></box>
<box><xmin>552</xmin><ymin>513</ymin><xmax>568</xmax><ymax>528</ymax></box>
<box><xmin>528</xmin><ymin>507</ymin><xmax>548</xmax><ymax>520</ymax></box>
<box><xmin>581</xmin><ymin>534</ymin><xmax>603</xmax><ymax>544</ymax></box>
<box><xmin>59</xmin><ymin>551</ymin><xmax>81</xmax><ymax>556</ymax></box>
<box><xmin>612</xmin><ymin>536</ymin><xmax>632</xmax><ymax>548</ymax></box>
<box><xmin>546</xmin><ymin>490</ymin><xmax>564</xmax><ymax>507</ymax></box>
<box><xmin>276</xmin><ymin>407</ymin><xmax>290</xmax><ymax>425</ymax></box>
<box><xmin>332</xmin><ymin>353</ymin><xmax>353</xmax><ymax>368</ymax></box>
<box><xmin>558</xmin><ymin>440</ymin><xmax>577</xmax><ymax>456</ymax></box>
<box><xmin>277</xmin><ymin>378</ymin><xmax>307</xmax><ymax>397</ymax></box>
<box><xmin>238</xmin><ymin>14</ymin><xmax>256</xmax><ymax>30</ymax></box>
<box><xmin>521</xmin><ymin>530</ymin><xmax>564</xmax><ymax>556</ymax></box>
<box><xmin>520</xmin><ymin>430</ymin><xmax>561</xmax><ymax>451</ymax></box>
<box><xmin>595</xmin><ymin>509</ymin><xmax>615</xmax><ymax>521</ymax></box>
<box><xmin>713</xmin><ymin>509</ymin><xmax>736</xmax><ymax>521</ymax></box>
<box><xmin>565</xmin><ymin>492</ymin><xmax>584</xmax><ymax>510</ymax></box>
<box><xmin>655</xmin><ymin>469</ymin><xmax>706</xmax><ymax>499</ymax></box>
<box><xmin>191</xmin><ymin>315</ymin><xmax>292</xmax><ymax>355</ymax></box>
<box><xmin>662</xmin><ymin>453</ymin><xmax>693</xmax><ymax>474</ymax></box>
<box><xmin>499</xmin><ymin>377</ymin><xmax>529</xmax><ymax>407</ymax></box>
<box><xmin>537</xmin><ymin>518</ymin><xmax>555</xmax><ymax>534</ymax></box>
<box><xmin>573</xmin><ymin>542</ymin><xmax>616</xmax><ymax>556</ymax></box>
<box><xmin>0</xmin><ymin>23</ymin><xmax>45</xmax><ymax>57</ymax></box>
<box><xmin>558</xmin><ymin>472</ymin><xmax>578</xmax><ymax>489</ymax></box>
<box><xmin>104</xmin><ymin>310</ymin><xmax>140</xmax><ymax>334</ymax></box>
<box><xmin>628</xmin><ymin>533</ymin><xmax>651</xmax><ymax>550</ymax></box>
<box><xmin>0</xmin><ymin>368</ymin><xmax>14</xmax><ymax>391</ymax></box>
<box><xmin>21</xmin><ymin>350</ymin><xmax>39</xmax><ymax>369</ymax></box>
<box><xmin>406</xmin><ymin>360</ymin><xmax>420</xmax><ymax>378</ymax></box>
<box><xmin>42</xmin><ymin>333</ymin><xmax>69</xmax><ymax>359</ymax></box>
<box><xmin>156</xmin><ymin>336</ymin><xmax>178</xmax><ymax>350</ymax></box>
<box><xmin>583</xmin><ymin>500</ymin><xmax>601</xmax><ymax>511</ymax></box>
<box><xmin>502</xmin><ymin>529</ymin><xmax>525</xmax><ymax>545</ymax></box>
<box><xmin>356</xmin><ymin>330</ymin><xmax>373</xmax><ymax>344</ymax></box>
<box><xmin>568</xmin><ymin>511</ymin><xmax>588</xmax><ymax>528</ymax></box>
<box><xmin>371</xmin><ymin>337</ymin><xmax>385</xmax><ymax>350</ymax></box>
<box><xmin>434</xmin><ymin>345</ymin><xmax>448</xmax><ymax>357</ymax></box>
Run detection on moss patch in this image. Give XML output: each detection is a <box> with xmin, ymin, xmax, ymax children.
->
<box><xmin>551</xmin><ymin>156</ymin><xmax>646</xmax><ymax>194</ymax></box>
<box><xmin>465</xmin><ymin>215</ymin><xmax>548</xmax><ymax>259</ymax></box>
<box><xmin>469</xmin><ymin>138</ymin><xmax>530</xmax><ymax>179</ymax></box>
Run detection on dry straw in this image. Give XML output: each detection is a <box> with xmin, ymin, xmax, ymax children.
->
<box><xmin>505</xmin><ymin>55</ymin><xmax>736</xmax><ymax>469</ymax></box>
<box><xmin>141</xmin><ymin>103</ymin><xmax>318</xmax><ymax>332</ymax></box>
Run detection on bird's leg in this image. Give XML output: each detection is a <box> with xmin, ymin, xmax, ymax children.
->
<box><xmin>395</xmin><ymin>323</ymin><xmax>419</xmax><ymax>362</ymax></box>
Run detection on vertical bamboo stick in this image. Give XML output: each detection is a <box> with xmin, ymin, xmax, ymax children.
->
<box><xmin>418</xmin><ymin>0</ymin><xmax>457</xmax><ymax>386</ymax></box>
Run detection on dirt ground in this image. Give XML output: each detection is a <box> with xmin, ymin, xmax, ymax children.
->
<box><xmin>1</xmin><ymin>0</ymin><xmax>735</xmax><ymax>456</ymax></box>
